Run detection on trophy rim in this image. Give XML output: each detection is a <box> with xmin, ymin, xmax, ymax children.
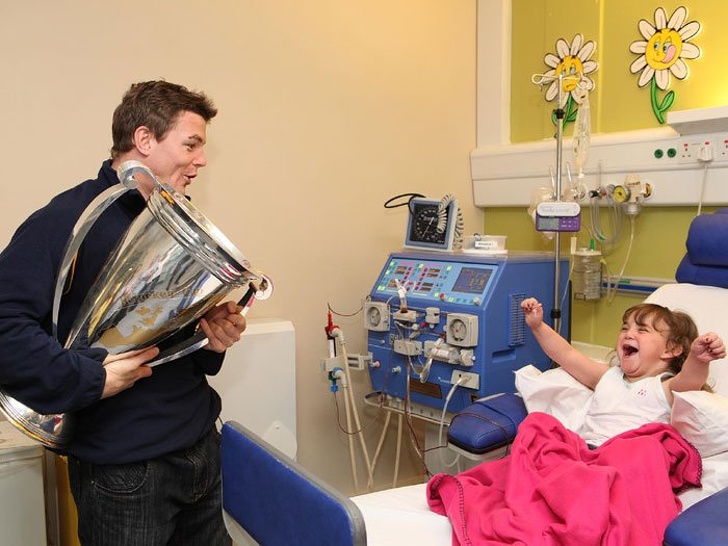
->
<box><xmin>150</xmin><ymin>184</ymin><xmax>259</xmax><ymax>286</ymax></box>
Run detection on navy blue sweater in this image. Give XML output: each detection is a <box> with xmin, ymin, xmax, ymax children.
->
<box><xmin>0</xmin><ymin>160</ymin><xmax>224</xmax><ymax>464</ymax></box>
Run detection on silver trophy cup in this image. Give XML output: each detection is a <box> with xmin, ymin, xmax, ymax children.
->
<box><xmin>0</xmin><ymin>162</ymin><xmax>270</xmax><ymax>448</ymax></box>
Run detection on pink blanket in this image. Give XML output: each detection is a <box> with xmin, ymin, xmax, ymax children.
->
<box><xmin>427</xmin><ymin>412</ymin><xmax>702</xmax><ymax>546</ymax></box>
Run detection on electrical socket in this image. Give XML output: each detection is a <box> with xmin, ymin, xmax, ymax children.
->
<box><xmin>450</xmin><ymin>370</ymin><xmax>480</xmax><ymax>390</ymax></box>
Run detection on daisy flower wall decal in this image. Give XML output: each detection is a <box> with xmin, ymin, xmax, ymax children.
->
<box><xmin>541</xmin><ymin>33</ymin><xmax>598</xmax><ymax>130</ymax></box>
<box><xmin>629</xmin><ymin>6</ymin><xmax>701</xmax><ymax>124</ymax></box>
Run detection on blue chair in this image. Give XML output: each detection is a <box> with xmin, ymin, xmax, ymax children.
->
<box><xmin>220</xmin><ymin>420</ymin><xmax>366</xmax><ymax>546</ymax></box>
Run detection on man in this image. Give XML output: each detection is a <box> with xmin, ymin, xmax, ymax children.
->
<box><xmin>0</xmin><ymin>81</ymin><xmax>242</xmax><ymax>544</ymax></box>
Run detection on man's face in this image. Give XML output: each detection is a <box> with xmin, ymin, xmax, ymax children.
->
<box><xmin>144</xmin><ymin>110</ymin><xmax>209</xmax><ymax>195</ymax></box>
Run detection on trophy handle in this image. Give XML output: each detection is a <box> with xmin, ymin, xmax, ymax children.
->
<box><xmin>52</xmin><ymin>161</ymin><xmax>155</xmax><ymax>343</ymax></box>
<box><xmin>147</xmin><ymin>274</ymin><xmax>273</xmax><ymax>368</ymax></box>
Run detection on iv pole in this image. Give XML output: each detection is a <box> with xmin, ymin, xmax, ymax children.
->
<box><xmin>531</xmin><ymin>71</ymin><xmax>580</xmax><ymax>336</ymax></box>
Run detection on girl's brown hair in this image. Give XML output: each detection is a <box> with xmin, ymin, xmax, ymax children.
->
<box><xmin>623</xmin><ymin>303</ymin><xmax>698</xmax><ymax>374</ymax></box>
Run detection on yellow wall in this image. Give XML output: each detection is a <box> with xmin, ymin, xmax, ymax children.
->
<box><xmin>483</xmin><ymin>1</ymin><xmax>728</xmax><ymax>348</ymax></box>
<box><xmin>512</xmin><ymin>0</ymin><xmax>728</xmax><ymax>141</ymax></box>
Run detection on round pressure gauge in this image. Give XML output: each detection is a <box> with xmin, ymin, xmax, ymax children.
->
<box><xmin>612</xmin><ymin>185</ymin><xmax>630</xmax><ymax>203</ymax></box>
<box><xmin>411</xmin><ymin>203</ymin><xmax>446</xmax><ymax>245</ymax></box>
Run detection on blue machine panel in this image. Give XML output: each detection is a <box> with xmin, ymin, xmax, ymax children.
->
<box><xmin>365</xmin><ymin>251</ymin><xmax>570</xmax><ymax>416</ymax></box>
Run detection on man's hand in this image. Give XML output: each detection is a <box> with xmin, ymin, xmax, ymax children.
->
<box><xmin>199</xmin><ymin>300</ymin><xmax>247</xmax><ymax>353</ymax></box>
<box><xmin>101</xmin><ymin>347</ymin><xmax>159</xmax><ymax>399</ymax></box>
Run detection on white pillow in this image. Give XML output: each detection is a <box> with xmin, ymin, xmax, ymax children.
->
<box><xmin>671</xmin><ymin>390</ymin><xmax>728</xmax><ymax>458</ymax></box>
<box><xmin>514</xmin><ymin>365</ymin><xmax>593</xmax><ymax>432</ymax></box>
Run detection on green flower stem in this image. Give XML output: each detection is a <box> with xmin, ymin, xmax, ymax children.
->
<box><xmin>649</xmin><ymin>78</ymin><xmax>675</xmax><ymax>125</ymax></box>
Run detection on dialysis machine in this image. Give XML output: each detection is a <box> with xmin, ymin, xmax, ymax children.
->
<box><xmin>364</xmin><ymin>250</ymin><xmax>570</xmax><ymax>419</ymax></box>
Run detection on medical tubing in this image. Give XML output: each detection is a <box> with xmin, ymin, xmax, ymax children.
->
<box><xmin>697</xmin><ymin>161</ymin><xmax>709</xmax><ymax>216</ymax></box>
<box><xmin>594</xmin><ymin>192</ymin><xmax>624</xmax><ymax>246</ymax></box>
<box><xmin>332</xmin><ymin>367</ymin><xmax>359</xmax><ymax>492</ymax></box>
<box><xmin>393</xmin><ymin>413</ymin><xmax>404</xmax><ymax>488</ymax></box>
<box><xmin>436</xmin><ymin>194</ymin><xmax>465</xmax><ymax>249</ymax></box>
<box><xmin>369</xmin><ymin>411</ymin><xmax>392</xmax><ymax>485</ymax></box>
<box><xmin>606</xmin><ymin>215</ymin><xmax>636</xmax><ymax>303</ymax></box>
<box><xmin>437</xmin><ymin>378</ymin><xmax>466</xmax><ymax>469</ymax></box>
<box><xmin>332</xmin><ymin>327</ymin><xmax>374</xmax><ymax>491</ymax></box>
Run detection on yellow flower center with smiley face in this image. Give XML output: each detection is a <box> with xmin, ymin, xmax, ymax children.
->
<box><xmin>646</xmin><ymin>28</ymin><xmax>683</xmax><ymax>70</ymax></box>
<box><xmin>555</xmin><ymin>55</ymin><xmax>584</xmax><ymax>92</ymax></box>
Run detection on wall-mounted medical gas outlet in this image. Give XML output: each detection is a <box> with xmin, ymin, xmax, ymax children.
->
<box><xmin>446</xmin><ymin>313</ymin><xmax>479</xmax><ymax>347</ymax></box>
<box><xmin>450</xmin><ymin>370</ymin><xmax>480</xmax><ymax>390</ymax></box>
<box><xmin>364</xmin><ymin>301</ymin><xmax>390</xmax><ymax>332</ymax></box>
<box><xmin>471</xmin><ymin>127</ymin><xmax>728</xmax><ymax>207</ymax></box>
<box><xmin>610</xmin><ymin>175</ymin><xmax>653</xmax><ymax>208</ymax></box>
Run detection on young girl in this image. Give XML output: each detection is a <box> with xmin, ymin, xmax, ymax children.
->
<box><xmin>521</xmin><ymin>297</ymin><xmax>727</xmax><ymax>446</ymax></box>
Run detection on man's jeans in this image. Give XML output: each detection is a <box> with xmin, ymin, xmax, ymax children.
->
<box><xmin>68</xmin><ymin>428</ymin><xmax>232</xmax><ymax>546</ymax></box>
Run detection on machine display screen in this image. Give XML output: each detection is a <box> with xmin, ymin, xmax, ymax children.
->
<box><xmin>452</xmin><ymin>267</ymin><xmax>493</xmax><ymax>294</ymax></box>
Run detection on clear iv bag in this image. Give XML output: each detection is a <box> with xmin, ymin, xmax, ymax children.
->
<box><xmin>573</xmin><ymin>91</ymin><xmax>591</xmax><ymax>178</ymax></box>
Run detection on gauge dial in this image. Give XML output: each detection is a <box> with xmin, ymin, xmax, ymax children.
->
<box><xmin>612</xmin><ymin>185</ymin><xmax>630</xmax><ymax>203</ymax></box>
<box><xmin>409</xmin><ymin>202</ymin><xmax>448</xmax><ymax>245</ymax></box>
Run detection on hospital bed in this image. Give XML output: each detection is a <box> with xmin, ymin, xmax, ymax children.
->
<box><xmin>220</xmin><ymin>211</ymin><xmax>728</xmax><ymax>545</ymax></box>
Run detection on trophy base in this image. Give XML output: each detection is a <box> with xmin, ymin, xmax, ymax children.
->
<box><xmin>0</xmin><ymin>391</ymin><xmax>72</xmax><ymax>448</ymax></box>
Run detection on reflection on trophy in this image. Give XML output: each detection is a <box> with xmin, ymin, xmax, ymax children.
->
<box><xmin>0</xmin><ymin>161</ymin><xmax>271</xmax><ymax>448</ymax></box>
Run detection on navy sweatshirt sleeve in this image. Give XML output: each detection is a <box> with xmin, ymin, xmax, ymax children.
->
<box><xmin>0</xmin><ymin>190</ymin><xmax>107</xmax><ymax>414</ymax></box>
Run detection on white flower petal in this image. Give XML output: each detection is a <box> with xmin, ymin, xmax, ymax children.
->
<box><xmin>655</xmin><ymin>68</ymin><xmax>670</xmax><ymax>90</ymax></box>
<box><xmin>582</xmin><ymin>60</ymin><xmax>598</xmax><ymax>75</ymax></box>
<box><xmin>638</xmin><ymin>20</ymin><xmax>656</xmax><ymax>40</ymax></box>
<box><xmin>556</xmin><ymin>38</ymin><xmax>570</xmax><ymax>59</ymax></box>
<box><xmin>571</xmin><ymin>89</ymin><xmax>586</xmax><ymax>105</ymax></box>
<box><xmin>680</xmin><ymin>21</ymin><xmax>701</xmax><ymax>41</ymax></box>
<box><xmin>670</xmin><ymin>59</ymin><xmax>688</xmax><ymax>80</ymax></box>
<box><xmin>570</xmin><ymin>34</ymin><xmax>583</xmax><ymax>56</ymax></box>
<box><xmin>629</xmin><ymin>40</ymin><xmax>647</xmax><ymax>55</ymax></box>
<box><xmin>581</xmin><ymin>76</ymin><xmax>595</xmax><ymax>90</ymax></box>
<box><xmin>630</xmin><ymin>56</ymin><xmax>648</xmax><ymax>74</ymax></box>
<box><xmin>545</xmin><ymin>81</ymin><xmax>560</xmax><ymax>102</ymax></box>
<box><xmin>630</xmin><ymin>41</ymin><xmax>647</xmax><ymax>54</ymax></box>
<box><xmin>638</xmin><ymin>66</ymin><xmax>655</xmax><ymax>87</ymax></box>
<box><xmin>655</xmin><ymin>7</ymin><xmax>667</xmax><ymax>30</ymax></box>
<box><xmin>577</xmin><ymin>41</ymin><xmax>596</xmax><ymax>62</ymax></box>
<box><xmin>680</xmin><ymin>42</ymin><xmax>701</xmax><ymax>60</ymax></box>
<box><xmin>667</xmin><ymin>6</ymin><xmax>687</xmax><ymax>30</ymax></box>
<box><xmin>544</xmin><ymin>54</ymin><xmax>561</xmax><ymax>69</ymax></box>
